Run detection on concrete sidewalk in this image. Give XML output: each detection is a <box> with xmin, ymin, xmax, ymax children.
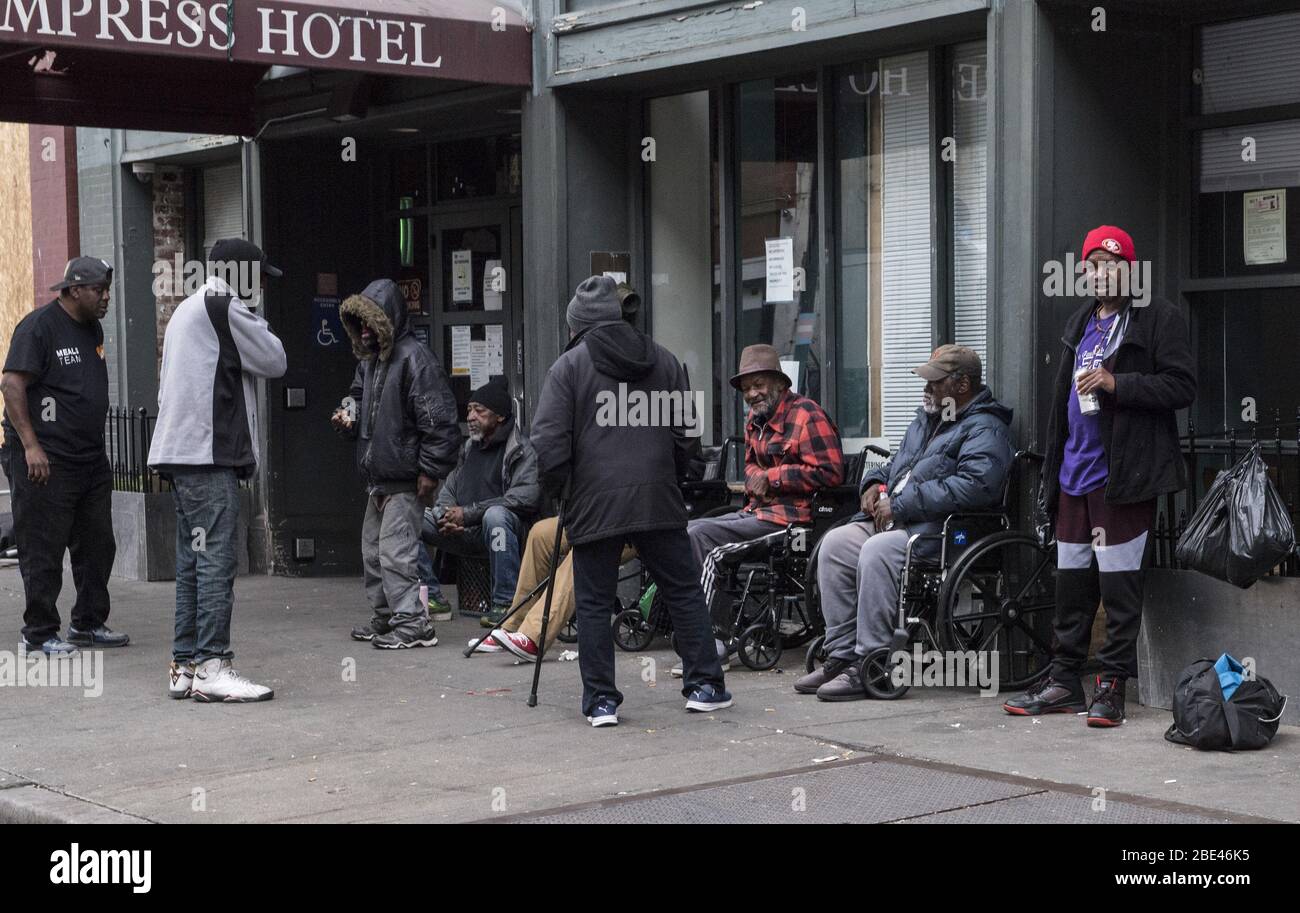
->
<box><xmin>0</xmin><ymin>568</ymin><xmax>1294</xmax><ymax>823</ymax></box>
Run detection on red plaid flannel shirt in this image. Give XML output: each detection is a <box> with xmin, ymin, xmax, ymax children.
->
<box><xmin>742</xmin><ymin>391</ymin><xmax>844</xmax><ymax>525</ymax></box>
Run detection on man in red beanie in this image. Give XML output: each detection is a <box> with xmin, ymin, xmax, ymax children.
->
<box><xmin>1004</xmin><ymin>225</ymin><xmax>1195</xmax><ymax>726</ymax></box>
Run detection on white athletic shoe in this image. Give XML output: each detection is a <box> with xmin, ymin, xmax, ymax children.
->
<box><xmin>191</xmin><ymin>659</ymin><xmax>274</xmax><ymax>703</ymax></box>
<box><xmin>168</xmin><ymin>661</ymin><xmax>195</xmax><ymax>699</ymax></box>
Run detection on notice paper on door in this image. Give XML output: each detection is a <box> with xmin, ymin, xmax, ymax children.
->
<box><xmin>483</xmin><ymin>259</ymin><xmax>504</xmax><ymax>311</ymax></box>
<box><xmin>485</xmin><ymin>324</ymin><xmax>504</xmax><ymax>377</ymax></box>
<box><xmin>469</xmin><ymin>339</ymin><xmax>489</xmax><ymax>389</ymax></box>
<box><xmin>450</xmin><ymin>325</ymin><xmax>472</xmax><ymax>376</ymax></box>
<box><xmin>452</xmin><ymin>249</ymin><xmax>473</xmax><ymax>303</ymax></box>
<box><xmin>765</xmin><ymin>237</ymin><xmax>795</xmax><ymax>303</ymax></box>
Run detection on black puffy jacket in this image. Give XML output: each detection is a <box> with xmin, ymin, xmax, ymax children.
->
<box><xmin>1042</xmin><ymin>296</ymin><xmax>1196</xmax><ymax>517</ymax></box>
<box><xmin>339</xmin><ymin>279</ymin><xmax>462</xmax><ymax>494</ymax></box>
<box><xmin>531</xmin><ymin>321</ymin><xmax>698</xmax><ymax>545</ymax></box>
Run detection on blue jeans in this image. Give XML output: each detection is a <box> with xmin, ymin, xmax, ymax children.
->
<box><xmin>421</xmin><ymin>505</ymin><xmax>525</xmax><ymax>605</ymax></box>
<box><xmin>171</xmin><ymin>469</ymin><xmax>240</xmax><ymax>663</ymax></box>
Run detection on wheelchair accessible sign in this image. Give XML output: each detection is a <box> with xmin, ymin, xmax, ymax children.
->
<box><xmin>312</xmin><ymin>296</ymin><xmax>345</xmax><ymax>349</ymax></box>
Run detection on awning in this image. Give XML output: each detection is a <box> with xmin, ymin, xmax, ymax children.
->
<box><xmin>0</xmin><ymin>1</ymin><xmax>530</xmax><ymax>133</ymax></box>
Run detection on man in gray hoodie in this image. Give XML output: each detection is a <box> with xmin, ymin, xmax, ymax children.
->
<box><xmin>334</xmin><ymin>279</ymin><xmax>462</xmax><ymax>650</ymax></box>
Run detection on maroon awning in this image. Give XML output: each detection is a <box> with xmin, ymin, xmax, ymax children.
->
<box><xmin>0</xmin><ymin>1</ymin><xmax>529</xmax><ymax>133</ymax></box>
<box><xmin>0</xmin><ymin>1</ymin><xmax>529</xmax><ymax>83</ymax></box>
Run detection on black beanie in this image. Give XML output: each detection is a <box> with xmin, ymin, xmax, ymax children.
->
<box><xmin>469</xmin><ymin>375</ymin><xmax>512</xmax><ymax>419</ymax></box>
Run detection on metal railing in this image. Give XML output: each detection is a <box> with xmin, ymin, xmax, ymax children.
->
<box><xmin>1151</xmin><ymin>409</ymin><xmax>1300</xmax><ymax>577</ymax></box>
<box><xmin>106</xmin><ymin>407</ymin><xmax>170</xmax><ymax>493</ymax></box>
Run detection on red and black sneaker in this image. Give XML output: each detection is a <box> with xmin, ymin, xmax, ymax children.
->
<box><xmin>1086</xmin><ymin>676</ymin><xmax>1126</xmax><ymax>727</ymax></box>
<box><xmin>1002</xmin><ymin>675</ymin><xmax>1087</xmax><ymax>715</ymax></box>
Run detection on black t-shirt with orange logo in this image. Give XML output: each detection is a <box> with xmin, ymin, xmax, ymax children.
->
<box><xmin>2</xmin><ymin>300</ymin><xmax>109</xmax><ymax>462</ymax></box>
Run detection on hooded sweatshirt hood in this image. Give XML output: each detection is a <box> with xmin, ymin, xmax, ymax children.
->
<box><xmin>581</xmin><ymin>321</ymin><xmax>658</xmax><ymax>382</ymax></box>
<box><xmin>341</xmin><ymin>278</ymin><xmax>408</xmax><ymax>361</ymax></box>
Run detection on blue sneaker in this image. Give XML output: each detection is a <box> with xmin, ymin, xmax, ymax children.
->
<box><xmin>21</xmin><ymin>637</ymin><xmax>79</xmax><ymax>656</ymax></box>
<box><xmin>586</xmin><ymin>698</ymin><xmax>619</xmax><ymax>728</ymax></box>
<box><xmin>67</xmin><ymin>624</ymin><xmax>130</xmax><ymax>648</ymax></box>
<box><xmin>685</xmin><ymin>684</ymin><xmax>733</xmax><ymax>713</ymax></box>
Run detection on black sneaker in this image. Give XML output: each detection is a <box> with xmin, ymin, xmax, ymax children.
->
<box><xmin>373</xmin><ymin>620</ymin><xmax>438</xmax><ymax>649</ymax></box>
<box><xmin>350</xmin><ymin>616</ymin><xmax>393</xmax><ymax>642</ymax></box>
<box><xmin>1087</xmin><ymin>676</ymin><xmax>1126</xmax><ymax>727</ymax></box>
<box><xmin>67</xmin><ymin>624</ymin><xmax>130</xmax><ymax>648</ymax></box>
<box><xmin>1003</xmin><ymin>675</ymin><xmax>1086</xmax><ymax>715</ymax></box>
<box><xmin>793</xmin><ymin>656</ymin><xmax>850</xmax><ymax>695</ymax></box>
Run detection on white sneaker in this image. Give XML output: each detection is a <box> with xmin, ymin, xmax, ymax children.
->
<box><xmin>191</xmin><ymin>659</ymin><xmax>274</xmax><ymax>703</ymax></box>
<box><xmin>168</xmin><ymin>661</ymin><xmax>195</xmax><ymax>699</ymax></box>
<box><xmin>468</xmin><ymin>634</ymin><xmax>504</xmax><ymax>653</ymax></box>
<box><xmin>671</xmin><ymin>660</ymin><xmax>731</xmax><ymax>678</ymax></box>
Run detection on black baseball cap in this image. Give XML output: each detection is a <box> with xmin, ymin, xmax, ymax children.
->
<box><xmin>51</xmin><ymin>256</ymin><xmax>113</xmax><ymax>291</ymax></box>
<box><xmin>208</xmin><ymin>238</ymin><xmax>283</xmax><ymax>278</ymax></box>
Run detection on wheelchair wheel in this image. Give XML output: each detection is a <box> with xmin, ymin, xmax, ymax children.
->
<box><xmin>937</xmin><ymin>531</ymin><xmax>1056</xmax><ymax>691</ymax></box>
<box><xmin>804</xmin><ymin>634</ymin><xmax>827</xmax><ymax>673</ymax></box>
<box><xmin>556</xmin><ymin>615</ymin><xmax>578</xmax><ymax>644</ymax></box>
<box><xmin>860</xmin><ymin>647</ymin><xmax>909</xmax><ymax>700</ymax></box>
<box><xmin>611</xmin><ymin>607</ymin><xmax>655</xmax><ymax>652</ymax></box>
<box><xmin>737</xmin><ymin>623</ymin><xmax>782</xmax><ymax>671</ymax></box>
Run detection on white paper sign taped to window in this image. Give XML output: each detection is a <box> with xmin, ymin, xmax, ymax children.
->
<box><xmin>452</xmin><ymin>249</ymin><xmax>473</xmax><ymax>303</ymax></box>
<box><xmin>484</xmin><ymin>258</ymin><xmax>504</xmax><ymax>311</ymax></box>
<box><xmin>451</xmin><ymin>325</ymin><xmax>471</xmax><ymax>376</ymax></box>
<box><xmin>765</xmin><ymin>237</ymin><xmax>795</xmax><ymax>303</ymax></box>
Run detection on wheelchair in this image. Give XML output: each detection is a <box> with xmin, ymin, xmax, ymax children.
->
<box><xmin>623</xmin><ymin>441</ymin><xmax>888</xmax><ymax>669</ymax></box>
<box><xmin>803</xmin><ymin>451</ymin><xmax>1057</xmax><ymax>699</ymax></box>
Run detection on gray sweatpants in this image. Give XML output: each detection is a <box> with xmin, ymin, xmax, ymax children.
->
<box><xmin>361</xmin><ymin>491</ymin><xmax>429</xmax><ymax>625</ymax></box>
<box><xmin>817</xmin><ymin>520</ymin><xmax>910</xmax><ymax>662</ymax></box>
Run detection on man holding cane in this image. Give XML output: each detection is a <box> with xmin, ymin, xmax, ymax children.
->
<box><xmin>531</xmin><ymin>276</ymin><xmax>731</xmax><ymax>727</ymax></box>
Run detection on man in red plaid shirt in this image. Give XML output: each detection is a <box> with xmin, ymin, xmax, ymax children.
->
<box><xmin>670</xmin><ymin>345</ymin><xmax>843</xmax><ymax>676</ymax></box>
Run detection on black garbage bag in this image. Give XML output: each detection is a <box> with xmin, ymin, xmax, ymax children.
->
<box><xmin>1164</xmin><ymin>657</ymin><xmax>1287</xmax><ymax>751</ymax></box>
<box><xmin>1175</xmin><ymin>443</ymin><xmax>1296</xmax><ymax>588</ymax></box>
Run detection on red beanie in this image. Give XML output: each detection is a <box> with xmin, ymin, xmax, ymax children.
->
<box><xmin>1081</xmin><ymin>225</ymin><xmax>1135</xmax><ymax>263</ymax></box>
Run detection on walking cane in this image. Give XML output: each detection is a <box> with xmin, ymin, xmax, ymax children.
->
<box><xmin>527</xmin><ymin>493</ymin><xmax>567</xmax><ymax>708</ymax></box>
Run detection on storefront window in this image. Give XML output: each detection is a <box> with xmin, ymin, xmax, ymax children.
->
<box><xmin>736</xmin><ymin>73</ymin><xmax>822</xmax><ymax>413</ymax></box>
<box><xmin>647</xmin><ymin>90</ymin><xmax>721</xmax><ymax>444</ymax></box>
<box><xmin>834</xmin><ymin>53</ymin><xmax>933</xmax><ymax>445</ymax></box>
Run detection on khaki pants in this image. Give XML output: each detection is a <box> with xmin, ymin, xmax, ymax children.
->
<box><xmin>500</xmin><ymin>517</ymin><xmax>633</xmax><ymax>651</ymax></box>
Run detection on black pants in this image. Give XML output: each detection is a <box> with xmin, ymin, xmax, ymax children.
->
<box><xmin>3</xmin><ymin>447</ymin><xmax>116</xmax><ymax>644</ymax></box>
<box><xmin>572</xmin><ymin>527</ymin><xmax>724</xmax><ymax>718</ymax></box>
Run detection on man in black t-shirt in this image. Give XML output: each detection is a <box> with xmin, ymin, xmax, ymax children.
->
<box><xmin>1</xmin><ymin>256</ymin><xmax>126</xmax><ymax>655</ymax></box>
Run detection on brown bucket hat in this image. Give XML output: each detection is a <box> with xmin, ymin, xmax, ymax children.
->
<box><xmin>730</xmin><ymin>344</ymin><xmax>792</xmax><ymax>389</ymax></box>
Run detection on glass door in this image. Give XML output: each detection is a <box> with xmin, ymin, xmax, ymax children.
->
<box><xmin>430</xmin><ymin>206</ymin><xmax>522</xmax><ymax>422</ymax></box>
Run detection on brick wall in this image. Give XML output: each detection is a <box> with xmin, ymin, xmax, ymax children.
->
<box><xmin>27</xmin><ymin>125</ymin><xmax>79</xmax><ymax>311</ymax></box>
<box><xmin>152</xmin><ymin>166</ymin><xmax>187</xmax><ymax>365</ymax></box>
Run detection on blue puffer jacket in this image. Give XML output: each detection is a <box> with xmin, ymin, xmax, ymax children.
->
<box><xmin>860</xmin><ymin>387</ymin><xmax>1015</xmax><ymax>551</ymax></box>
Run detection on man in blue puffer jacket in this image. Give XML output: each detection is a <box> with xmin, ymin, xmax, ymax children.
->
<box><xmin>795</xmin><ymin>345</ymin><xmax>1014</xmax><ymax>701</ymax></box>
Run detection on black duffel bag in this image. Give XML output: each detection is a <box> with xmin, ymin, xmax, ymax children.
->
<box><xmin>1164</xmin><ymin>658</ymin><xmax>1287</xmax><ymax>751</ymax></box>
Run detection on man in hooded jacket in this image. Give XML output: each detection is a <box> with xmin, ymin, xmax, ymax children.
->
<box><xmin>333</xmin><ymin>279</ymin><xmax>462</xmax><ymax>649</ymax></box>
<box><xmin>530</xmin><ymin>276</ymin><xmax>732</xmax><ymax>727</ymax></box>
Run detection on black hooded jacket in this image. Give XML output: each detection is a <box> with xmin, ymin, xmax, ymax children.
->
<box><xmin>530</xmin><ymin>321</ymin><xmax>699</xmax><ymax>545</ymax></box>
<box><xmin>1042</xmin><ymin>296</ymin><xmax>1196</xmax><ymax>517</ymax></box>
<box><xmin>339</xmin><ymin>279</ymin><xmax>462</xmax><ymax>494</ymax></box>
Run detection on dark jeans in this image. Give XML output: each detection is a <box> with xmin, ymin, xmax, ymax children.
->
<box><xmin>3</xmin><ymin>447</ymin><xmax>115</xmax><ymax>644</ymax></box>
<box><xmin>421</xmin><ymin>505</ymin><xmax>525</xmax><ymax>605</ymax></box>
<box><xmin>572</xmin><ymin>527</ymin><xmax>725</xmax><ymax>717</ymax></box>
<box><xmin>171</xmin><ymin>469</ymin><xmax>240</xmax><ymax>663</ymax></box>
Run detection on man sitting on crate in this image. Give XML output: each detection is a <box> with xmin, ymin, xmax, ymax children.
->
<box><xmin>670</xmin><ymin>344</ymin><xmax>844</xmax><ymax>677</ymax></box>
<box><xmin>417</xmin><ymin>375</ymin><xmax>540</xmax><ymax>628</ymax></box>
<box><xmin>796</xmin><ymin>345</ymin><xmax>1014</xmax><ymax>701</ymax></box>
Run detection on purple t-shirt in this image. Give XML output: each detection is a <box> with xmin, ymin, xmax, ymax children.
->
<box><xmin>1059</xmin><ymin>310</ymin><xmax>1118</xmax><ymax>496</ymax></box>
